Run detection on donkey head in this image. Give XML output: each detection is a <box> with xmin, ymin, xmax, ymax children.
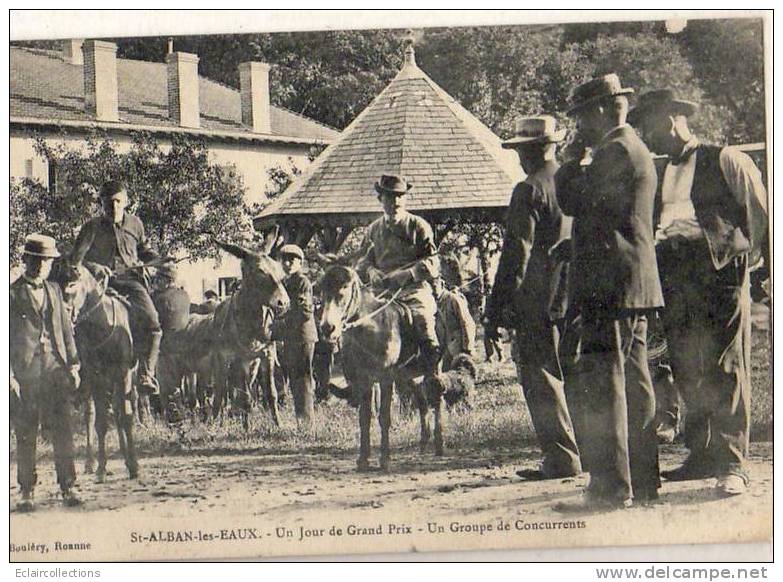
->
<box><xmin>51</xmin><ymin>256</ymin><xmax>107</xmax><ymax>323</ymax></box>
<box><xmin>217</xmin><ymin>240</ymin><xmax>290</xmax><ymax>316</ymax></box>
<box><xmin>318</xmin><ymin>260</ymin><xmax>361</xmax><ymax>343</ymax></box>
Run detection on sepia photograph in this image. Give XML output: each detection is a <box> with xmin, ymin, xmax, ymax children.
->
<box><xmin>7</xmin><ymin>10</ymin><xmax>772</xmax><ymax>563</ymax></box>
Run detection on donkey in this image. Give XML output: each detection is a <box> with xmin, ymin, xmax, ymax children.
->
<box><xmin>159</xmin><ymin>241</ymin><xmax>289</xmax><ymax>430</ymax></box>
<box><xmin>319</xmin><ymin>262</ymin><xmax>446</xmax><ymax>472</ymax></box>
<box><xmin>56</xmin><ymin>260</ymin><xmax>139</xmax><ymax>482</ymax></box>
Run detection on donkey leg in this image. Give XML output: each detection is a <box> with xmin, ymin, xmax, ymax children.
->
<box><xmin>83</xmin><ymin>379</ymin><xmax>96</xmax><ymax>474</ymax></box>
<box><xmin>415</xmin><ymin>386</ymin><xmax>431</xmax><ymax>453</ymax></box>
<box><xmin>432</xmin><ymin>390</ymin><xmax>445</xmax><ymax>457</ymax></box>
<box><xmin>379</xmin><ymin>380</ymin><xmax>393</xmax><ymax>472</ymax></box>
<box><xmin>93</xmin><ymin>389</ymin><xmax>109</xmax><ymax>483</ymax></box>
<box><xmin>121</xmin><ymin>371</ymin><xmax>139</xmax><ymax>479</ymax></box>
<box><xmin>357</xmin><ymin>383</ymin><xmax>373</xmax><ymax>472</ymax></box>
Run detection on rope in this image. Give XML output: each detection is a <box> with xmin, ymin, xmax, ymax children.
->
<box><xmin>343</xmin><ymin>287</ymin><xmax>403</xmax><ymax>331</ymax></box>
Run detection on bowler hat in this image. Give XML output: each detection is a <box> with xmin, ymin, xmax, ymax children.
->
<box><xmin>502</xmin><ymin>115</ymin><xmax>567</xmax><ymax>148</ymax></box>
<box><xmin>628</xmin><ymin>89</ymin><xmax>699</xmax><ymax>125</ymax></box>
<box><xmin>566</xmin><ymin>73</ymin><xmax>634</xmax><ymax>116</ymax></box>
<box><xmin>279</xmin><ymin>244</ymin><xmax>305</xmax><ymax>261</ymax></box>
<box><xmin>374</xmin><ymin>174</ymin><xmax>413</xmax><ymax>196</ymax></box>
<box><xmin>23</xmin><ymin>234</ymin><xmax>60</xmax><ymax>258</ymax></box>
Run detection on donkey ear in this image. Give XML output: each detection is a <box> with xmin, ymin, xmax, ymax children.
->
<box><xmin>217</xmin><ymin>240</ymin><xmax>253</xmax><ymax>260</ymax></box>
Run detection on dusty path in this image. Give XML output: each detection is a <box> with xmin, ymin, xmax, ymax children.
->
<box><xmin>10</xmin><ymin>442</ymin><xmax>772</xmax><ymax>561</ymax></box>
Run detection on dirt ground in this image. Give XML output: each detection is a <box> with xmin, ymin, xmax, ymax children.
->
<box><xmin>9</xmin><ymin>440</ymin><xmax>772</xmax><ymax>561</ymax></box>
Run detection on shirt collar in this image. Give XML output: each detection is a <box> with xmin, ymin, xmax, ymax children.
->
<box><xmin>22</xmin><ymin>274</ymin><xmax>45</xmax><ymax>289</ymax></box>
<box><xmin>597</xmin><ymin>124</ymin><xmax>630</xmax><ymax>148</ymax></box>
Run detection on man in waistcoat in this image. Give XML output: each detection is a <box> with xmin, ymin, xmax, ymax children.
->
<box><xmin>629</xmin><ymin>89</ymin><xmax>768</xmax><ymax>496</ymax></box>
<box><xmin>10</xmin><ymin>234</ymin><xmax>82</xmax><ymax>511</ymax></box>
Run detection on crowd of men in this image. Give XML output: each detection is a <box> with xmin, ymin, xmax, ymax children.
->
<box><xmin>10</xmin><ymin>72</ymin><xmax>768</xmax><ymax>513</ymax></box>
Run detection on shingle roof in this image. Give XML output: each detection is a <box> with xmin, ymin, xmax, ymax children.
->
<box><xmin>10</xmin><ymin>46</ymin><xmax>339</xmax><ymax>143</ymax></box>
<box><xmin>258</xmin><ymin>46</ymin><xmax>522</xmax><ymax>223</ymax></box>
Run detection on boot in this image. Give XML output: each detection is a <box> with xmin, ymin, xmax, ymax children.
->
<box><xmin>17</xmin><ymin>490</ymin><xmax>34</xmax><ymax>513</ymax></box>
<box><xmin>138</xmin><ymin>330</ymin><xmax>162</xmax><ymax>395</ymax></box>
<box><xmin>62</xmin><ymin>488</ymin><xmax>83</xmax><ymax>507</ymax></box>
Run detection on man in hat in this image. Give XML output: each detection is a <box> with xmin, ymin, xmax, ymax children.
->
<box><xmin>555</xmin><ymin>74</ymin><xmax>664</xmax><ymax>509</ymax></box>
<box><xmin>276</xmin><ymin>243</ymin><xmax>318</xmax><ymax>425</ymax></box>
<box><xmin>151</xmin><ymin>261</ymin><xmax>191</xmax><ymax>421</ymax></box>
<box><xmin>486</xmin><ymin>115</ymin><xmax>582</xmax><ymax>481</ymax></box>
<box><xmin>72</xmin><ymin>180</ymin><xmax>163</xmax><ymax>394</ymax></box>
<box><xmin>10</xmin><ymin>234</ymin><xmax>82</xmax><ymax>511</ymax></box>
<box><xmin>629</xmin><ymin>89</ymin><xmax>768</xmax><ymax>495</ymax></box>
<box><xmin>356</xmin><ymin>174</ymin><xmax>441</xmax><ymax>378</ymax></box>
<box><xmin>192</xmin><ymin>289</ymin><xmax>220</xmax><ymax>315</ymax></box>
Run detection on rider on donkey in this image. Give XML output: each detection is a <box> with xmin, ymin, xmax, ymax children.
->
<box><xmin>72</xmin><ymin>180</ymin><xmax>164</xmax><ymax>395</ymax></box>
<box><xmin>356</xmin><ymin>174</ymin><xmax>441</xmax><ymax>379</ymax></box>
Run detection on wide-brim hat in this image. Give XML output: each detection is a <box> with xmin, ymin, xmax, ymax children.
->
<box><xmin>502</xmin><ymin>115</ymin><xmax>567</xmax><ymax>148</ymax></box>
<box><xmin>374</xmin><ymin>173</ymin><xmax>413</xmax><ymax>196</ymax></box>
<box><xmin>628</xmin><ymin>88</ymin><xmax>700</xmax><ymax>125</ymax></box>
<box><xmin>279</xmin><ymin>244</ymin><xmax>305</xmax><ymax>261</ymax></box>
<box><xmin>23</xmin><ymin>234</ymin><xmax>60</xmax><ymax>258</ymax></box>
<box><xmin>566</xmin><ymin>73</ymin><xmax>635</xmax><ymax>116</ymax></box>
<box><xmin>156</xmin><ymin>262</ymin><xmax>178</xmax><ymax>279</ymax></box>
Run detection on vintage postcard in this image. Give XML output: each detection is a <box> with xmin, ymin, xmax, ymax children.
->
<box><xmin>7</xmin><ymin>10</ymin><xmax>772</xmax><ymax>562</ymax></box>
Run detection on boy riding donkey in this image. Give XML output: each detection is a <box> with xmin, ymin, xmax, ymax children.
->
<box><xmin>71</xmin><ymin>180</ymin><xmax>168</xmax><ymax>400</ymax></box>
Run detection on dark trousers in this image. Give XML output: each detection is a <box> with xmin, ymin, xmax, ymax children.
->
<box><xmin>513</xmin><ymin>318</ymin><xmax>582</xmax><ymax>476</ymax></box>
<box><xmin>14</xmin><ymin>352</ymin><xmax>77</xmax><ymax>494</ymax></box>
<box><xmin>574</xmin><ymin>313</ymin><xmax>660</xmax><ymax>502</ymax></box>
<box><xmin>111</xmin><ymin>275</ymin><xmax>161</xmax><ymax>333</ymax></box>
<box><xmin>658</xmin><ymin>243</ymin><xmax>751</xmax><ymax>474</ymax></box>
<box><xmin>281</xmin><ymin>339</ymin><xmax>315</xmax><ymax>424</ymax></box>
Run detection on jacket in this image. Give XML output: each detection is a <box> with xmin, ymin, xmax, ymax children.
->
<box><xmin>556</xmin><ymin>125</ymin><xmax>664</xmax><ymax>317</ymax></box>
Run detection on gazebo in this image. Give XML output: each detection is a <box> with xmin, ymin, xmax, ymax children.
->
<box><xmin>255</xmin><ymin>44</ymin><xmax>522</xmax><ymax>251</ymax></box>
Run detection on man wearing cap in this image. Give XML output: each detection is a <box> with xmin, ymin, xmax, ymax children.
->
<box><xmin>72</xmin><ymin>180</ymin><xmax>163</xmax><ymax>394</ymax></box>
<box><xmin>151</xmin><ymin>262</ymin><xmax>191</xmax><ymax>421</ymax></box>
<box><xmin>432</xmin><ymin>276</ymin><xmax>476</xmax><ymax>371</ymax></box>
<box><xmin>486</xmin><ymin>115</ymin><xmax>582</xmax><ymax>481</ymax></box>
<box><xmin>356</xmin><ymin>174</ymin><xmax>441</xmax><ymax>378</ymax></box>
<box><xmin>276</xmin><ymin>244</ymin><xmax>318</xmax><ymax>425</ymax></box>
<box><xmin>10</xmin><ymin>234</ymin><xmax>82</xmax><ymax>511</ymax></box>
<box><xmin>192</xmin><ymin>289</ymin><xmax>220</xmax><ymax>315</ymax></box>
<box><xmin>629</xmin><ymin>89</ymin><xmax>768</xmax><ymax>495</ymax></box>
<box><xmin>555</xmin><ymin>74</ymin><xmax>664</xmax><ymax>509</ymax></box>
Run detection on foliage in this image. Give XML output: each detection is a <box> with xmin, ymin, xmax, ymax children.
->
<box><xmin>10</xmin><ymin>131</ymin><xmax>250</xmax><ymax>266</ymax></box>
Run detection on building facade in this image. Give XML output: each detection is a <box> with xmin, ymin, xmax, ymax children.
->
<box><xmin>10</xmin><ymin>40</ymin><xmax>339</xmax><ymax>300</ymax></box>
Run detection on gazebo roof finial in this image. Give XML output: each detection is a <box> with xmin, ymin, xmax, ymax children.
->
<box><xmin>403</xmin><ymin>29</ymin><xmax>416</xmax><ymax>67</ymax></box>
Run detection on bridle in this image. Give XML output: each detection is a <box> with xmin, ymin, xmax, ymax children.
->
<box><xmin>340</xmin><ymin>271</ymin><xmax>402</xmax><ymax>332</ymax></box>
<box><xmin>71</xmin><ymin>270</ymin><xmax>118</xmax><ymax>352</ymax></box>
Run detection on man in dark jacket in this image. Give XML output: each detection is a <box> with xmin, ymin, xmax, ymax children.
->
<box><xmin>71</xmin><ymin>180</ymin><xmax>163</xmax><ymax>394</ymax></box>
<box><xmin>10</xmin><ymin>234</ymin><xmax>82</xmax><ymax>511</ymax></box>
<box><xmin>486</xmin><ymin>115</ymin><xmax>582</xmax><ymax>480</ymax></box>
<box><xmin>629</xmin><ymin>89</ymin><xmax>768</xmax><ymax>496</ymax></box>
<box><xmin>276</xmin><ymin>244</ymin><xmax>318</xmax><ymax>426</ymax></box>
<box><xmin>152</xmin><ymin>262</ymin><xmax>191</xmax><ymax>421</ymax></box>
<box><xmin>555</xmin><ymin>74</ymin><xmax>664</xmax><ymax>510</ymax></box>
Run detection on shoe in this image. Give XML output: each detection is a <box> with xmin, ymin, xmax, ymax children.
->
<box><xmin>716</xmin><ymin>473</ymin><xmax>748</xmax><ymax>496</ymax></box>
<box><xmin>62</xmin><ymin>489</ymin><xmax>83</xmax><ymax>507</ymax></box>
<box><xmin>17</xmin><ymin>491</ymin><xmax>35</xmax><ymax>513</ymax></box>
<box><xmin>555</xmin><ymin>492</ymin><xmax>632</xmax><ymax>513</ymax></box>
<box><xmin>661</xmin><ymin>459</ymin><xmax>715</xmax><ymax>481</ymax></box>
<box><xmin>516</xmin><ymin>467</ymin><xmax>580</xmax><ymax>481</ymax></box>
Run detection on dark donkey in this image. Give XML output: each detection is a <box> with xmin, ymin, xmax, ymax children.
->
<box><xmin>159</xmin><ymin>241</ymin><xmax>289</xmax><ymax>429</ymax></box>
<box><xmin>319</xmin><ymin>262</ymin><xmax>446</xmax><ymax>472</ymax></box>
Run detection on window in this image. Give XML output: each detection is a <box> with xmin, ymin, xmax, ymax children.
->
<box><xmin>218</xmin><ymin>276</ymin><xmax>239</xmax><ymax>299</ymax></box>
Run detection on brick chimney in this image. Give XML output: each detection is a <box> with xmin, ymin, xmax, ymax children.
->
<box><xmin>61</xmin><ymin>39</ymin><xmax>83</xmax><ymax>65</ymax></box>
<box><xmin>239</xmin><ymin>62</ymin><xmax>271</xmax><ymax>134</ymax></box>
<box><xmin>166</xmin><ymin>51</ymin><xmax>200</xmax><ymax>128</ymax></box>
<box><xmin>82</xmin><ymin>40</ymin><xmax>118</xmax><ymax>122</ymax></box>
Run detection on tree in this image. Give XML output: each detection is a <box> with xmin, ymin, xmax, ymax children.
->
<box><xmin>10</xmin><ymin>131</ymin><xmax>251</xmax><ymax>266</ymax></box>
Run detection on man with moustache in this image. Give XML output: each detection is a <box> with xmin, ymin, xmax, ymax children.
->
<box><xmin>629</xmin><ymin>89</ymin><xmax>768</xmax><ymax>495</ymax></box>
<box><xmin>10</xmin><ymin>234</ymin><xmax>82</xmax><ymax>511</ymax></box>
<box><xmin>485</xmin><ymin>115</ymin><xmax>582</xmax><ymax>481</ymax></box>
<box><xmin>555</xmin><ymin>74</ymin><xmax>664</xmax><ymax>510</ymax></box>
